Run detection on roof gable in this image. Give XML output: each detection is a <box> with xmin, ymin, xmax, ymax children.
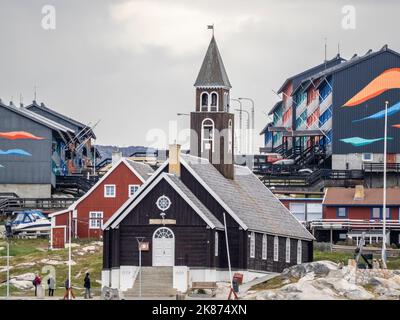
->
<box><xmin>106</xmin><ymin>172</ymin><xmax>223</xmax><ymax>230</ymax></box>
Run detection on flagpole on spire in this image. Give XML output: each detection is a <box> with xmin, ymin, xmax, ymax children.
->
<box><xmin>207</xmin><ymin>24</ymin><xmax>214</xmax><ymax>37</ymax></box>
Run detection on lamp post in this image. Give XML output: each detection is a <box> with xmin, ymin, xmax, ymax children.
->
<box><xmin>230</xmin><ymin>99</ymin><xmax>243</xmax><ymax>154</ymax></box>
<box><xmin>135</xmin><ymin>237</ymin><xmax>145</xmax><ymax>297</ymax></box>
<box><xmin>382</xmin><ymin>101</ymin><xmax>388</xmax><ymax>267</ymax></box>
<box><xmin>235</xmin><ymin>109</ymin><xmax>250</xmax><ymax>154</ymax></box>
<box><xmin>238</xmin><ymin>97</ymin><xmax>255</xmax><ymax>154</ymax></box>
<box><xmin>68</xmin><ymin>210</ymin><xmax>72</xmax><ymax>299</ymax></box>
<box><xmin>6</xmin><ymin>238</ymin><xmax>9</xmax><ymax>298</ymax></box>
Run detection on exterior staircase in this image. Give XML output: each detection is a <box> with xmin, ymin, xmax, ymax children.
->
<box><xmin>124</xmin><ymin>267</ymin><xmax>177</xmax><ymax>298</ymax></box>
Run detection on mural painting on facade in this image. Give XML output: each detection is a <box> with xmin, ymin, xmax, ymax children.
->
<box><xmin>0</xmin><ymin>131</ymin><xmax>45</xmax><ymax>140</ymax></box>
<box><xmin>343</xmin><ymin>68</ymin><xmax>400</xmax><ymax>107</ymax></box>
<box><xmin>340</xmin><ymin>67</ymin><xmax>400</xmax><ymax>147</ymax></box>
<box><xmin>0</xmin><ymin>149</ymin><xmax>32</xmax><ymax>156</ymax></box>
<box><xmin>340</xmin><ymin>137</ymin><xmax>393</xmax><ymax>147</ymax></box>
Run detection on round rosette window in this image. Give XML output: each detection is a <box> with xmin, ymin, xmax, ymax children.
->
<box><xmin>156</xmin><ymin>195</ymin><xmax>171</xmax><ymax>211</ymax></box>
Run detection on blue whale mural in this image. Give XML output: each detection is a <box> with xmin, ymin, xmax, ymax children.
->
<box><xmin>0</xmin><ymin>149</ymin><xmax>32</xmax><ymax>156</ymax></box>
<box><xmin>352</xmin><ymin>101</ymin><xmax>400</xmax><ymax>123</ymax></box>
<box><xmin>340</xmin><ymin>137</ymin><xmax>393</xmax><ymax>147</ymax></box>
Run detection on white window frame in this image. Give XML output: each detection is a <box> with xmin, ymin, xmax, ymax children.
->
<box><xmin>289</xmin><ymin>202</ymin><xmax>306</xmax><ymax>222</ymax></box>
<box><xmin>89</xmin><ymin>211</ymin><xmax>103</xmax><ymax>229</ymax></box>
<box><xmin>215</xmin><ymin>232</ymin><xmax>218</xmax><ymax>257</ymax></box>
<box><xmin>128</xmin><ymin>184</ymin><xmax>140</xmax><ymax>197</ymax></box>
<box><xmin>104</xmin><ymin>184</ymin><xmax>116</xmax><ymax>198</ymax></box>
<box><xmin>362</xmin><ymin>153</ymin><xmax>373</xmax><ymax>162</ymax></box>
<box><xmin>210</xmin><ymin>91</ymin><xmax>219</xmax><ymax>111</ymax></box>
<box><xmin>228</xmin><ymin>119</ymin><xmax>233</xmax><ymax>153</ymax></box>
<box><xmin>250</xmin><ymin>232</ymin><xmax>255</xmax><ymax>258</ymax></box>
<box><xmin>201</xmin><ymin>118</ymin><xmax>215</xmax><ymax>152</ymax></box>
<box><xmin>285</xmin><ymin>238</ymin><xmax>291</xmax><ymax>263</ymax></box>
<box><xmin>200</xmin><ymin>92</ymin><xmax>209</xmax><ymax>111</ymax></box>
<box><xmin>262</xmin><ymin>234</ymin><xmax>267</xmax><ymax>260</ymax></box>
<box><xmin>297</xmin><ymin>240</ymin><xmax>302</xmax><ymax>264</ymax></box>
<box><xmin>273</xmin><ymin>236</ymin><xmax>279</xmax><ymax>262</ymax></box>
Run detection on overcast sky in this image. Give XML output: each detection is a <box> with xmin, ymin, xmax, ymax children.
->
<box><xmin>1</xmin><ymin>0</ymin><xmax>399</xmax><ymax>149</ymax></box>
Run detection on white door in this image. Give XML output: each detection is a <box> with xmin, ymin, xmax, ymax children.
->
<box><xmin>152</xmin><ymin>227</ymin><xmax>175</xmax><ymax>266</ymax></box>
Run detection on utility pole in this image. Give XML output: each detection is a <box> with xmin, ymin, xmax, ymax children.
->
<box><xmin>239</xmin><ymin>97</ymin><xmax>255</xmax><ymax>154</ymax></box>
<box><xmin>382</xmin><ymin>101</ymin><xmax>388</xmax><ymax>267</ymax></box>
<box><xmin>231</xmin><ymin>99</ymin><xmax>243</xmax><ymax>154</ymax></box>
<box><xmin>135</xmin><ymin>237</ymin><xmax>145</xmax><ymax>297</ymax></box>
<box><xmin>68</xmin><ymin>210</ymin><xmax>72</xmax><ymax>299</ymax></box>
<box><xmin>6</xmin><ymin>239</ymin><xmax>10</xmax><ymax>298</ymax></box>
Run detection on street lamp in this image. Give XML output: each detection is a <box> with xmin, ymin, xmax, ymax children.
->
<box><xmin>235</xmin><ymin>109</ymin><xmax>250</xmax><ymax>154</ymax></box>
<box><xmin>135</xmin><ymin>237</ymin><xmax>145</xmax><ymax>297</ymax></box>
<box><xmin>382</xmin><ymin>101</ymin><xmax>389</xmax><ymax>268</ymax></box>
<box><xmin>230</xmin><ymin>99</ymin><xmax>243</xmax><ymax>154</ymax></box>
<box><xmin>238</xmin><ymin>97</ymin><xmax>255</xmax><ymax>154</ymax></box>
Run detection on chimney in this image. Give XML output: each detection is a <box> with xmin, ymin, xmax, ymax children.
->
<box><xmin>354</xmin><ymin>185</ymin><xmax>365</xmax><ymax>201</ymax></box>
<box><xmin>168</xmin><ymin>144</ymin><xmax>181</xmax><ymax>176</ymax></box>
<box><xmin>111</xmin><ymin>150</ymin><xmax>122</xmax><ymax>165</ymax></box>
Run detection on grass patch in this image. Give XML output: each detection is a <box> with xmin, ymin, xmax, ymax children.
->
<box><xmin>251</xmin><ymin>275</ymin><xmax>296</xmax><ymax>291</ymax></box>
<box><xmin>0</xmin><ymin>238</ymin><xmax>102</xmax><ymax>298</ymax></box>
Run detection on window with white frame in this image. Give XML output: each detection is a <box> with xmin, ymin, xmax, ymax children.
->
<box><xmin>289</xmin><ymin>203</ymin><xmax>306</xmax><ymax>221</ymax></box>
<box><xmin>104</xmin><ymin>185</ymin><xmax>116</xmax><ymax>198</ymax></box>
<box><xmin>129</xmin><ymin>184</ymin><xmax>140</xmax><ymax>197</ymax></box>
<box><xmin>372</xmin><ymin>207</ymin><xmax>380</xmax><ymax>219</ymax></box>
<box><xmin>201</xmin><ymin>118</ymin><xmax>215</xmax><ymax>152</ymax></box>
<box><xmin>307</xmin><ymin>203</ymin><xmax>323</xmax><ymax>221</ymax></box>
<box><xmin>215</xmin><ymin>232</ymin><xmax>218</xmax><ymax>256</ymax></box>
<box><xmin>285</xmin><ymin>238</ymin><xmax>291</xmax><ymax>263</ymax></box>
<box><xmin>362</xmin><ymin>153</ymin><xmax>373</xmax><ymax>162</ymax></box>
<box><xmin>262</xmin><ymin>234</ymin><xmax>267</xmax><ymax>260</ymax></box>
<box><xmin>273</xmin><ymin>236</ymin><xmax>279</xmax><ymax>262</ymax></box>
<box><xmin>250</xmin><ymin>232</ymin><xmax>255</xmax><ymax>258</ymax></box>
<box><xmin>210</xmin><ymin>92</ymin><xmax>218</xmax><ymax>111</ymax></box>
<box><xmin>201</xmin><ymin>92</ymin><xmax>209</xmax><ymax>111</ymax></box>
<box><xmin>228</xmin><ymin>119</ymin><xmax>233</xmax><ymax>153</ymax></box>
<box><xmin>297</xmin><ymin>240</ymin><xmax>302</xmax><ymax>264</ymax></box>
<box><xmin>89</xmin><ymin>211</ymin><xmax>103</xmax><ymax>229</ymax></box>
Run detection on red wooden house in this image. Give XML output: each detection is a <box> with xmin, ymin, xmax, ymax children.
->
<box><xmin>314</xmin><ymin>186</ymin><xmax>400</xmax><ymax>245</ymax></box>
<box><xmin>50</xmin><ymin>158</ymin><xmax>154</xmax><ymax>248</ymax></box>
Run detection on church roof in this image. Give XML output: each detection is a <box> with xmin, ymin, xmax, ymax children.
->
<box><xmin>194</xmin><ymin>36</ymin><xmax>232</xmax><ymax>88</ymax></box>
<box><xmin>181</xmin><ymin>155</ymin><xmax>314</xmax><ymax>240</ymax></box>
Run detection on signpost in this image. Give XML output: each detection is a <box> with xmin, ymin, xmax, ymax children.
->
<box><xmin>135</xmin><ymin>237</ymin><xmax>147</xmax><ymax>297</ymax></box>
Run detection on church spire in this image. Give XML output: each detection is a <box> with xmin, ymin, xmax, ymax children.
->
<box><xmin>194</xmin><ymin>36</ymin><xmax>231</xmax><ymax>89</ymax></box>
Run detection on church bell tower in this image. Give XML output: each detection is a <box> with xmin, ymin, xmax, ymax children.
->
<box><xmin>190</xmin><ymin>35</ymin><xmax>235</xmax><ymax>179</ymax></box>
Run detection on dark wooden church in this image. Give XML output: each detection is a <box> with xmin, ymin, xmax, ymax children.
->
<box><xmin>102</xmin><ymin>35</ymin><xmax>314</xmax><ymax>293</ymax></box>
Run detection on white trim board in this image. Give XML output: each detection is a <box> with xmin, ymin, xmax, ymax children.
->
<box><xmin>102</xmin><ymin>161</ymin><xmax>169</xmax><ymax>229</ymax></box>
<box><xmin>107</xmin><ymin>173</ymin><xmax>218</xmax><ymax>229</ymax></box>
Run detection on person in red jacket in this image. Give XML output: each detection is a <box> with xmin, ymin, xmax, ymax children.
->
<box><xmin>33</xmin><ymin>274</ymin><xmax>41</xmax><ymax>296</ymax></box>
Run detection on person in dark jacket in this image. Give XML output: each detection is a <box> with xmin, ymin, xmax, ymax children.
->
<box><xmin>84</xmin><ymin>273</ymin><xmax>92</xmax><ymax>299</ymax></box>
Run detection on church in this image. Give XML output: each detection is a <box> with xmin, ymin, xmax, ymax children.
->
<box><xmin>101</xmin><ymin>35</ymin><xmax>314</xmax><ymax>293</ymax></box>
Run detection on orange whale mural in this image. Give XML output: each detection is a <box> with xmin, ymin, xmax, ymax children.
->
<box><xmin>343</xmin><ymin>68</ymin><xmax>400</xmax><ymax>107</ymax></box>
<box><xmin>0</xmin><ymin>131</ymin><xmax>44</xmax><ymax>140</ymax></box>
<box><xmin>393</xmin><ymin>124</ymin><xmax>400</xmax><ymax>129</ymax></box>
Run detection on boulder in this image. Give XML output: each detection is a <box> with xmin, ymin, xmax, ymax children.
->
<box><xmin>282</xmin><ymin>261</ymin><xmax>338</xmax><ymax>279</ymax></box>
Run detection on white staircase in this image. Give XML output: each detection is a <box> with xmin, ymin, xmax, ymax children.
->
<box><xmin>124</xmin><ymin>267</ymin><xmax>177</xmax><ymax>297</ymax></box>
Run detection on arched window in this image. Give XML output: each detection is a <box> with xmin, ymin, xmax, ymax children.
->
<box><xmin>201</xmin><ymin>118</ymin><xmax>215</xmax><ymax>152</ymax></box>
<box><xmin>201</xmin><ymin>92</ymin><xmax>209</xmax><ymax>111</ymax></box>
<box><xmin>297</xmin><ymin>240</ymin><xmax>302</xmax><ymax>264</ymax></box>
<box><xmin>262</xmin><ymin>234</ymin><xmax>267</xmax><ymax>260</ymax></box>
<box><xmin>215</xmin><ymin>232</ymin><xmax>218</xmax><ymax>257</ymax></box>
<box><xmin>228</xmin><ymin>119</ymin><xmax>233</xmax><ymax>153</ymax></box>
<box><xmin>210</xmin><ymin>92</ymin><xmax>218</xmax><ymax>111</ymax></box>
<box><xmin>250</xmin><ymin>232</ymin><xmax>255</xmax><ymax>258</ymax></box>
<box><xmin>273</xmin><ymin>236</ymin><xmax>279</xmax><ymax>262</ymax></box>
<box><xmin>286</xmin><ymin>238</ymin><xmax>291</xmax><ymax>263</ymax></box>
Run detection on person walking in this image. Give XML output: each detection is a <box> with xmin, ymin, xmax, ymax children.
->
<box><xmin>84</xmin><ymin>272</ymin><xmax>92</xmax><ymax>299</ymax></box>
<box><xmin>33</xmin><ymin>274</ymin><xmax>41</xmax><ymax>296</ymax></box>
<box><xmin>63</xmin><ymin>278</ymin><xmax>76</xmax><ymax>300</ymax></box>
<box><xmin>47</xmin><ymin>276</ymin><xmax>55</xmax><ymax>297</ymax></box>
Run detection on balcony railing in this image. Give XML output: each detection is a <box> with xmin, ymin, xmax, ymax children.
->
<box><xmin>309</xmin><ymin>218</ymin><xmax>400</xmax><ymax>230</ymax></box>
<box><xmin>363</xmin><ymin>162</ymin><xmax>400</xmax><ymax>172</ymax></box>
<box><xmin>296</xmin><ymin>98</ymin><xmax>307</xmax><ymax>118</ymax></box>
<box><xmin>319</xmin><ymin>91</ymin><xmax>333</xmax><ymax>115</ymax></box>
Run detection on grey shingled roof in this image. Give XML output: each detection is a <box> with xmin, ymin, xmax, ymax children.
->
<box><xmin>167</xmin><ymin>174</ymin><xmax>224</xmax><ymax>229</ymax></box>
<box><xmin>124</xmin><ymin>159</ymin><xmax>154</xmax><ymax>181</ymax></box>
<box><xmin>181</xmin><ymin>154</ymin><xmax>314</xmax><ymax>240</ymax></box>
<box><xmin>194</xmin><ymin>36</ymin><xmax>232</xmax><ymax>88</ymax></box>
<box><xmin>0</xmin><ymin>101</ymin><xmax>74</xmax><ymax>134</ymax></box>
